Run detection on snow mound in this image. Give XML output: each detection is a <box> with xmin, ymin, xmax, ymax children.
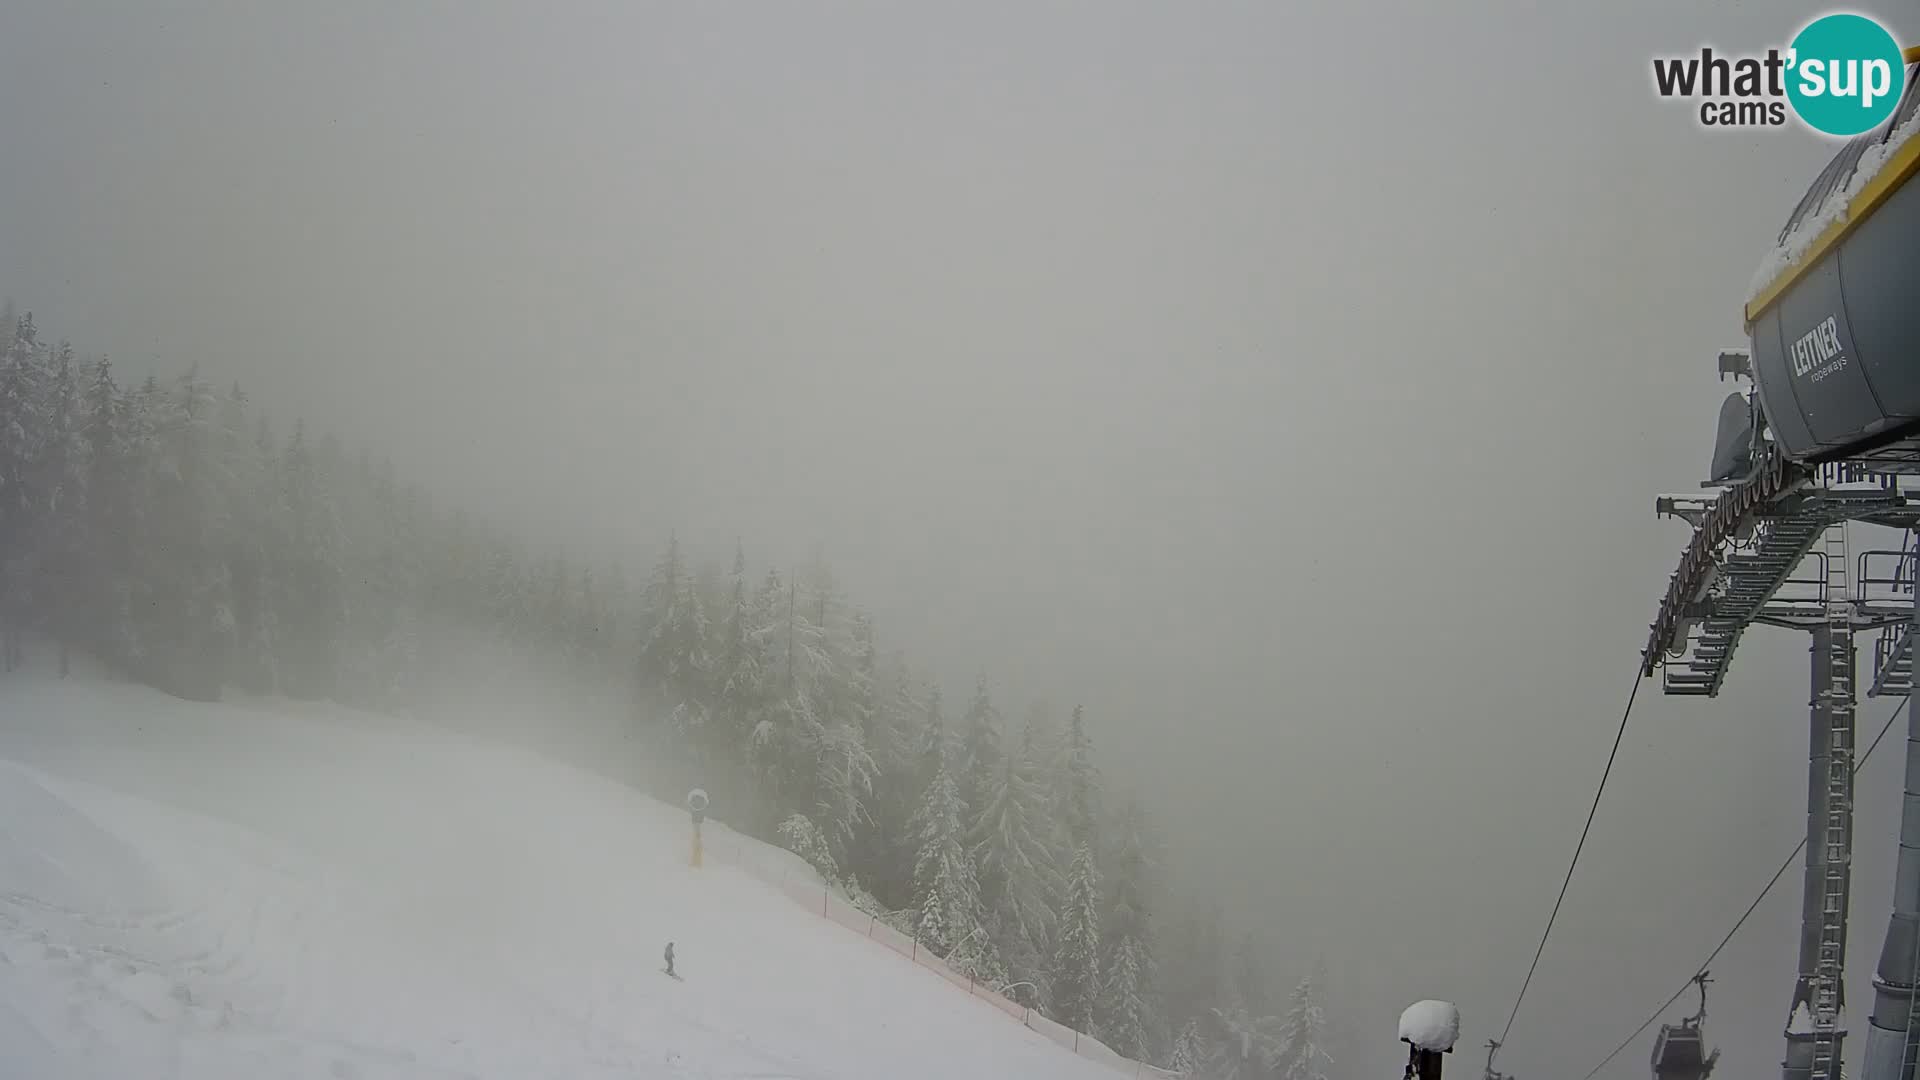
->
<box><xmin>1399</xmin><ymin>1000</ymin><xmax>1460</xmax><ymax>1051</ymax></box>
<box><xmin>1748</xmin><ymin>97</ymin><xmax>1920</xmax><ymax>307</ymax></box>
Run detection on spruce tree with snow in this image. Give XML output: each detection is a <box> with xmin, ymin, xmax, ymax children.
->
<box><xmin>82</xmin><ymin>357</ymin><xmax>141</xmax><ymax>669</ymax></box>
<box><xmin>1170</xmin><ymin>1018</ymin><xmax>1205</xmax><ymax>1077</ymax></box>
<box><xmin>1098</xmin><ymin>797</ymin><xmax>1157</xmax><ymax>1060</ymax></box>
<box><xmin>1206</xmin><ymin>1005</ymin><xmax>1283</xmax><ymax>1080</ymax></box>
<box><xmin>777</xmin><ymin>812</ymin><xmax>841</xmax><ymax>884</ymax></box>
<box><xmin>854</xmin><ymin>651</ymin><xmax>923</xmax><ymax>907</ymax></box>
<box><xmin>909</xmin><ymin>738</ymin><xmax>988</xmax><ymax>971</ymax></box>
<box><xmin>761</xmin><ymin>561</ymin><xmax>874</xmax><ymax>860</ymax></box>
<box><xmin>812</xmin><ymin>705</ymin><xmax>877</xmax><ymax>866</ymax></box>
<box><xmin>31</xmin><ymin>342</ymin><xmax>88</xmax><ymax>666</ymax></box>
<box><xmin>1056</xmin><ymin>704</ymin><xmax>1102</xmax><ymax>851</ymax></box>
<box><xmin>746</xmin><ymin>568</ymin><xmax>805</xmax><ymax>828</ymax></box>
<box><xmin>218</xmin><ymin>385</ymin><xmax>273</xmax><ymax>693</ymax></box>
<box><xmin>919</xmin><ymin>683</ymin><xmax>949</xmax><ymax>788</ymax></box>
<box><xmin>957</xmin><ymin>678</ymin><xmax>1004</xmax><ymax>899</ymax></box>
<box><xmin>275</xmin><ymin>421</ymin><xmax>346</xmax><ymax>700</ymax></box>
<box><xmin>140</xmin><ymin>365</ymin><xmax>234</xmax><ymax>700</ymax></box>
<box><xmin>957</xmin><ymin>677</ymin><xmax>1004</xmax><ymax>818</ymax></box>
<box><xmin>638</xmin><ymin>532</ymin><xmax>711</xmax><ymax>748</ymax></box>
<box><xmin>971</xmin><ymin>715</ymin><xmax>1061</xmax><ymax>1010</ymax></box>
<box><xmin>873</xmin><ymin>652</ymin><xmax>925</xmax><ymax>782</ymax></box>
<box><xmin>1100</xmin><ymin>935</ymin><xmax>1150</xmax><ymax>1060</ymax></box>
<box><xmin>0</xmin><ymin>314</ymin><xmax>48</xmax><ymax>669</ymax></box>
<box><xmin>1052</xmin><ymin>841</ymin><xmax>1102</xmax><ymax>1033</ymax></box>
<box><xmin>846</xmin><ymin>610</ymin><xmax>878</xmax><ymax>748</ymax></box>
<box><xmin>811</xmin><ymin>600</ymin><xmax>877</xmax><ymax>866</ymax></box>
<box><xmin>713</xmin><ymin>543</ymin><xmax>770</xmax><ymax>814</ymax></box>
<box><xmin>1272</xmin><ymin>972</ymin><xmax>1333</xmax><ymax>1080</ymax></box>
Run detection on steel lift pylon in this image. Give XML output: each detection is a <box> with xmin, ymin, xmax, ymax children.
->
<box><xmin>1648</xmin><ymin>352</ymin><xmax>1920</xmax><ymax>1080</ymax></box>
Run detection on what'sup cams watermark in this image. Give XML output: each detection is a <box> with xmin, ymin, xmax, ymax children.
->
<box><xmin>1652</xmin><ymin>12</ymin><xmax>1907</xmax><ymax>136</ymax></box>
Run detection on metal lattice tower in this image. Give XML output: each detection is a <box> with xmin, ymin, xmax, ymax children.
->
<box><xmin>1811</xmin><ymin>525</ymin><xmax>1858</xmax><ymax>1080</ymax></box>
<box><xmin>1646</xmin><ymin>354</ymin><xmax>1920</xmax><ymax>1080</ymax></box>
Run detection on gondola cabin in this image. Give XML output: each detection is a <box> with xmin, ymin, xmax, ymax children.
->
<box><xmin>1651</xmin><ymin>1021</ymin><xmax>1718</xmax><ymax>1080</ymax></box>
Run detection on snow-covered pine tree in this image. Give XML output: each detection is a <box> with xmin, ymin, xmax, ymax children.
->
<box><xmin>218</xmin><ymin>385</ymin><xmax>273</xmax><ymax>693</ymax></box>
<box><xmin>847</xmin><ymin>610</ymin><xmax>877</xmax><ymax>751</ymax></box>
<box><xmin>0</xmin><ymin>314</ymin><xmax>48</xmax><ymax>669</ymax></box>
<box><xmin>777</xmin><ymin>812</ymin><xmax>840</xmax><ymax>885</ymax></box>
<box><xmin>1170</xmin><ymin>1018</ymin><xmax>1205</xmax><ymax>1077</ymax></box>
<box><xmin>747</xmin><ymin>568</ymin><xmax>805</xmax><ymax>831</ymax></box>
<box><xmin>813</xmin><ymin>705</ymin><xmax>876</xmax><ymax>867</ymax></box>
<box><xmin>1100</xmin><ymin>935</ymin><xmax>1148</xmax><ymax>1060</ymax></box>
<box><xmin>841</xmin><ymin>611</ymin><xmax>883</xmax><ymax>878</ymax></box>
<box><xmin>958</xmin><ymin>677</ymin><xmax>1004</xmax><ymax>818</ymax></box>
<box><xmin>958</xmin><ymin>679</ymin><xmax>1004</xmax><ymax>900</ymax></box>
<box><xmin>81</xmin><ymin>357</ymin><xmax>143</xmax><ymax>669</ymax></box>
<box><xmin>638</xmin><ymin>532</ymin><xmax>711</xmax><ymax>751</ymax></box>
<box><xmin>1272</xmin><ymin>972</ymin><xmax>1334</xmax><ymax>1080</ymax></box>
<box><xmin>1019</xmin><ymin>700</ymin><xmax>1063</xmax><ymax>780</ymax></box>
<box><xmin>30</xmin><ymin>342</ymin><xmax>88</xmax><ymax>664</ymax></box>
<box><xmin>1098</xmin><ymin>797</ymin><xmax>1157</xmax><ymax>1060</ymax></box>
<box><xmin>807</xmin><ymin>589</ymin><xmax>875</xmax><ymax>866</ymax></box>
<box><xmin>755</xmin><ymin>559</ymin><xmax>874</xmax><ymax>858</ymax></box>
<box><xmin>972</xmin><ymin>718</ymin><xmax>1061</xmax><ymax>1011</ymax></box>
<box><xmin>241</xmin><ymin>409</ymin><xmax>290</xmax><ymax>693</ymax></box>
<box><xmin>276</xmin><ymin>420</ymin><xmax>346</xmax><ymax>700</ymax></box>
<box><xmin>141</xmin><ymin>364</ymin><xmax>232</xmax><ymax>700</ymax></box>
<box><xmin>712</xmin><ymin>542</ymin><xmax>769</xmax><ymax>815</ymax></box>
<box><xmin>1052</xmin><ymin>841</ymin><xmax>1102</xmax><ymax>1033</ymax></box>
<box><xmin>871</xmin><ymin>651</ymin><xmax>923</xmax><ymax>781</ymax></box>
<box><xmin>1057</xmin><ymin>704</ymin><xmax>1102</xmax><ymax>851</ymax></box>
<box><xmin>920</xmin><ymin>682</ymin><xmax>949</xmax><ymax>788</ymax></box>
<box><xmin>1205</xmin><ymin>1006</ymin><xmax>1283</xmax><ymax>1080</ymax></box>
<box><xmin>909</xmin><ymin>740</ymin><xmax>988</xmax><ymax>969</ymax></box>
<box><xmin>849</xmin><ymin>650</ymin><xmax>921</xmax><ymax>907</ymax></box>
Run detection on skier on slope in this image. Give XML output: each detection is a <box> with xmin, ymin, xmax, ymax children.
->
<box><xmin>664</xmin><ymin>941</ymin><xmax>675</xmax><ymax>978</ymax></box>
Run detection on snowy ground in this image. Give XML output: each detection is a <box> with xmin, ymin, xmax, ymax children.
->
<box><xmin>0</xmin><ymin>669</ymin><xmax>1121</xmax><ymax>1079</ymax></box>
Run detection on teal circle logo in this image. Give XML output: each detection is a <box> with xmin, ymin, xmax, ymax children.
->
<box><xmin>1786</xmin><ymin>13</ymin><xmax>1907</xmax><ymax>136</ymax></box>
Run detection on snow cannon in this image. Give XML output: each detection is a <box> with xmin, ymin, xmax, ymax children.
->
<box><xmin>686</xmin><ymin>789</ymin><xmax>708</xmax><ymax>868</ymax></box>
<box><xmin>1744</xmin><ymin>50</ymin><xmax>1920</xmax><ymax>466</ymax></box>
<box><xmin>1400</xmin><ymin>1000</ymin><xmax>1460</xmax><ymax>1080</ymax></box>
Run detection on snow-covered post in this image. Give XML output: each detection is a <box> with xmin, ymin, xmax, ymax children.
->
<box><xmin>1399</xmin><ymin>1000</ymin><xmax>1460</xmax><ymax>1080</ymax></box>
<box><xmin>687</xmin><ymin>788</ymin><xmax>708</xmax><ymax>868</ymax></box>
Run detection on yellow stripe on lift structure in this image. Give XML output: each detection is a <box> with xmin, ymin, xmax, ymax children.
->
<box><xmin>1745</xmin><ymin>48</ymin><xmax>1920</xmax><ymax>326</ymax></box>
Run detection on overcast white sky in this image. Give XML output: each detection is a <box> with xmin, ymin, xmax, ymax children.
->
<box><xmin>5</xmin><ymin>1</ymin><xmax>1918</xmax><ymax>1075</ymax></box>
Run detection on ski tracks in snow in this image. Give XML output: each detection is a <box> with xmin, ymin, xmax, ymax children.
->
<box><xmin>0</xmin><ymin>758</ymin><xmax>809</xmax><ymax>1079</ymax></box>
<box><xmin>0</xmin><ymin>762</ymin><xmax>475</xmax><ymax>1078</ymax></box>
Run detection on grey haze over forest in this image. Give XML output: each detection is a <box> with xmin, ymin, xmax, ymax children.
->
<box><xmin>5</xmin><ymin>1</ymin><xmax>1917</xmax><ymax>1077</ymax></box>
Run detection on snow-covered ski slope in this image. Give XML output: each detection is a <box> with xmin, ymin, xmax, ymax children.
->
<box><xmin>0</xmin><ymin>670</ymin><xmax>1127</xmax><ymax>1080</ymax></box>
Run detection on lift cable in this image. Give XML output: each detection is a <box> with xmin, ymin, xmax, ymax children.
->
<box><xmin>1578</xmin><ymin>693</ymin><xmax>1912</xmax><ymax>1080</ymax></box>
<box><xmin>1499</xmin><ymin>668</ymin><xmax>1646</xmax><ymax>1046</ymax></box>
